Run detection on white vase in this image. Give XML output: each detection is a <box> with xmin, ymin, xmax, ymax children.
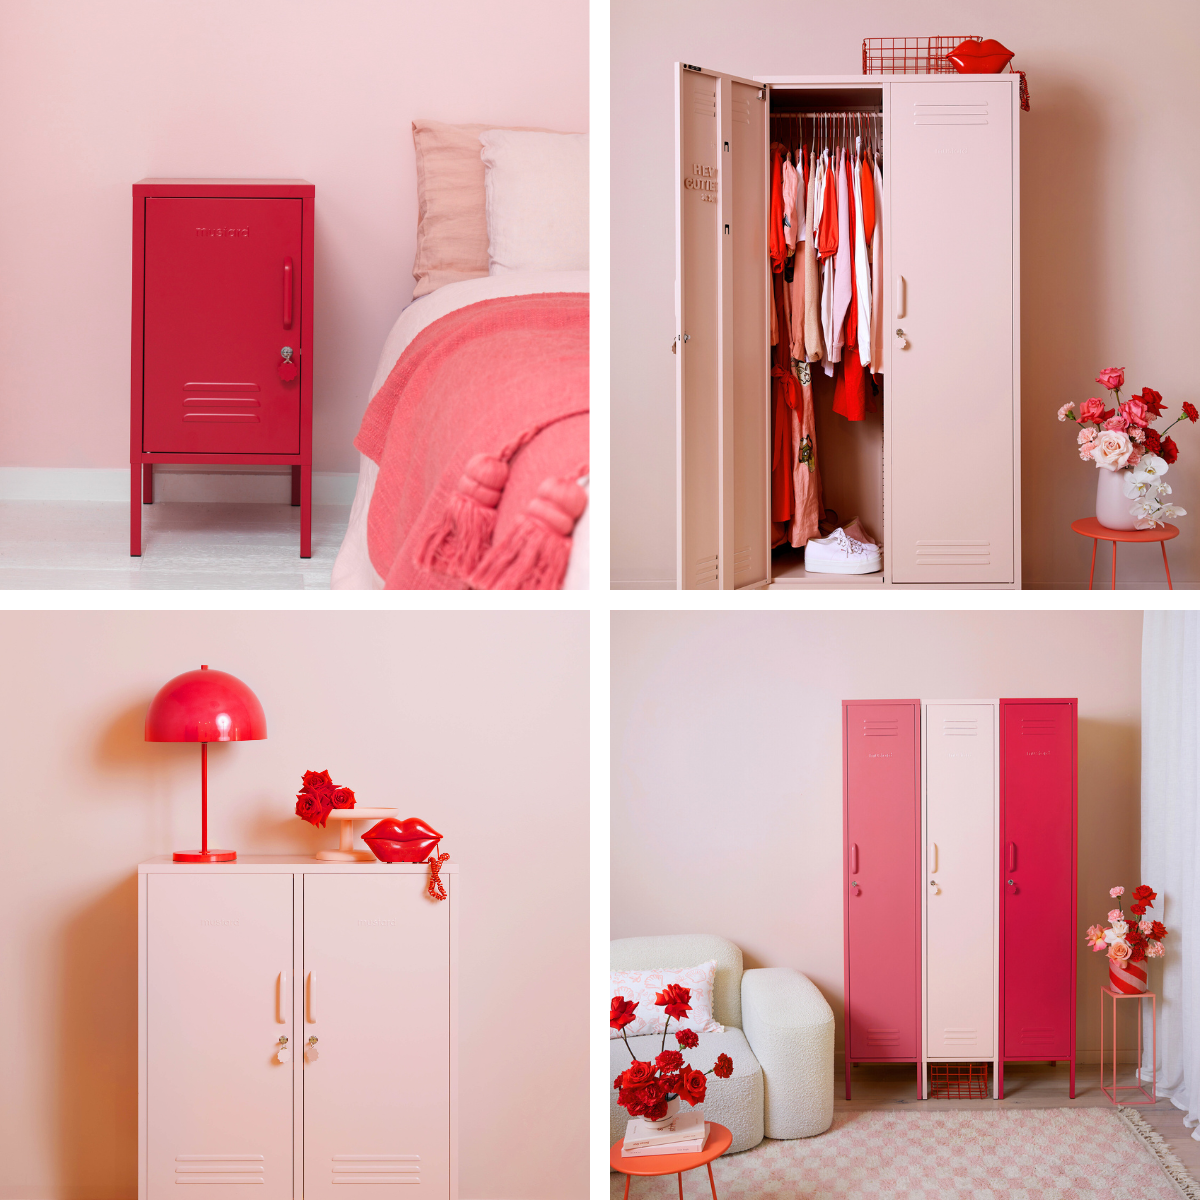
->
<box><xmin>1095</xmin><ymin>467</ymin><xmax>1138</xmax><ymax>530</ymax></box>
<box><xmin>640</xmin><ymin>1095</ymin><xmax>680</xmax><ymax>1130</ymax></box>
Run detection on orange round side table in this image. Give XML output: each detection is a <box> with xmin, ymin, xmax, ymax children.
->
<box><xmin>1070</xmin><ymin>518</ymin><xmax>1179</xmax><ymax>590</ymax></box>
<box><xmin>611</xmin><ymin>1122</ymin><xmax>733</xmax><ymax>1200</ymax></box>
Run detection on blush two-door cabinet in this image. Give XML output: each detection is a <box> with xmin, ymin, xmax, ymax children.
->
<box><xmin>137</xmin><ymin>858</ymin><xmax>457</xmax><ymax>1200</ymax></box>
<box><xmin>130</xmin><ymin>180</ymin><xmax>315</xmax><ymax>557</ymax></box>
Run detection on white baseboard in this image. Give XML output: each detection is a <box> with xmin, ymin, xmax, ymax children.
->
<box><xmin>0</xmin><ymin>466</ymin><xmax>357</xmax><ymax>506</ymax></box>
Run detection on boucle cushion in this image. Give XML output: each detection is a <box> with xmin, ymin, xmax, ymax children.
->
<box><xmin>610</xmin><ymin>1028</ymin><xmax>764</xmax><ymax>1156</ymax></box>
<box><xmin>610</xmin><ymin>960</ymin><xmax>723</xmax><ymax>1039</ymax></box>
<box><xmin>610</xmin><ymin>935</ymin><xmax>743</xmax><ymax>1029</ymax></box>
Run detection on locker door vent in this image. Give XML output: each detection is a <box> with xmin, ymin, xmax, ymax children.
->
<box><xmin>174</xmin><ymin>1155</ymin><xmax>264</xmax><ymax>1185</ymax></box>
<box><xmin>1017</xmin><ymin>1027</ymin><xmax>1053</xmax><ymax>1045</ymax></box>
<box><xmin>690</xmin><ymin>82</ymin><xmax>717</xmax><ymax>119</ymax></box>
<box><xmin>733</xmin><ymin>545</ymin><xmax>752</xmax><ymax>580</ymax></box>
<box><xmin>942</xmin><ymin>1028</ymin><xmax>978</xmax><ymax>1044</ymax></box>
<box><xmin>1019</xmin><ymin>718</ymin><xmax>1055</xmax><ymax>736</ymax></box>
<box><xmin>862</xmin><ymin>719</ymin><xmax>899</xmax><ymax>737</ymax></box>
<box><xmin>942</xmin><ymin>719</ymin><xmax>978</xmax><ymax>737</ymax></box>
<box><xmin>865</xmin><ymin>1027</ymin><xmax>900</xmax><ymax>1047</ymax></box>
<box><xmin>693</xmin><ymin>553</ymin><xmax>718</xmax><ymax>587</ymax></box>
<box><xmin>913</xmin><ymin>103</ymin><xmax>989</xmax><ymax>126</ymax></box>
<box><xmin>915</xmin><ymin>540</ymin><xmax>991</xmax><ymax>566</ymax></box>
<box><xmin>732</xmin><ymin>95</ymin><xmax>753</xmax><ymax>125</ymax></box>
<box><xmin>332</xmin><ymin>1156</ymin><xmax>420</xmax><ymax>1185</ymax></box>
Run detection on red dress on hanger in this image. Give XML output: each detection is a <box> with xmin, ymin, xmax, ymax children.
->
<box><xmin>769</xmin><ymin>147</ymin><xmax>785</xmax><ymax>274</ymax></box>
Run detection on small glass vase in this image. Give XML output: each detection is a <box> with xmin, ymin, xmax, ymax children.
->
<box><xmin>1095</xmin><ymin>467</ymin><xmax>1138</xmax><ymax>531</ymax></box>
<box><xmin>640</xmin><ymin>1095</ymin><xmax>681</xmax><ymax>1130</ymax></box>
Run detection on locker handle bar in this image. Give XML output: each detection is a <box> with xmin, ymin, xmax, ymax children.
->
<box><xmin>277</xmin><ymin>969</ymin><xmax>288</xmax><ymax>1024</ymax></box>
<box><xmin>1007</xmin><ymin>842</ymin><xmax>1016</xmax><ymax>871</ymax></box>
<box><xmin>929</xmin><ymin>843</ymin><xmax>938</xmax><ymax>872</ymax></box>
<box><xmin>895</xmin><ymin>275</ymin><xmax>906</xmax><ymax>318</ymax></box>
<box><xmin>850</xmin><ymin>843</ymin><xmax>858</xmax><ymax>873</ymax></box>
<box><xmin>306</xmin><ymin>970</ymin><xmax>315</xmax><ymax>1022</ymax></box>
<box><xmin>283</xmin><ymin>258</ymin><xmax>294</xmax><ymax>329</ymax></box>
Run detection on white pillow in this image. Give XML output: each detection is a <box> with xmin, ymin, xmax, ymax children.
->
<box><xmin>479</xmin><ymin>130</ymin><xmax>588</xmax><ymax>274</ymax></box>
<box><xmin>610</xmin><ymin>961</ymin><xmax>725</xmax><ymax>1039</ymax></box>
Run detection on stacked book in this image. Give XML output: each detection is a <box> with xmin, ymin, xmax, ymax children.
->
<box><xmin>621</xmin><ymin>1109</ymin><xmax>708</xmax><ymax>1157</ymax></box>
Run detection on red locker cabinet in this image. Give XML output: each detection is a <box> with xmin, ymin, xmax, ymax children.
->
<box><xmin>130</xmin><ymin>179</ymin><xmax>315</xmax><ymax>557</ymax></box>
<box><xmin>998</xmin><ymin>699</ymin><xmax>1078</xmax><ymax>1098</ymax></box>
<box><xmin>842</xmin><ymin>701</ymin><xmax>922</xmax><ymax>1099</ymax></box>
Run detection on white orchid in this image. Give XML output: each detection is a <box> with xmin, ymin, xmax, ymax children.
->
<box><xmin>1122</xmin><ymin>454</ymin><xmax>1169</xmax><ymax>498</ymax></box>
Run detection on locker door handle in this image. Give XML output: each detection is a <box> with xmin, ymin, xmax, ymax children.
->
<box><xmin>283</xmin><ymin>257</ymin><xmax>294</xmax><ymax>329</ymax></box>
<box><xmin>895</xmin><ymin>275</ymin><xmax>906</xmax><ymax>318</ymax></box>
<box><xmin>929</xmin><ymin>843</ymin><xmax>938</xmax><ymax>872</ymax></box>
<box><xmin>306</xmin><ymin>970</ymin><xmax>315</xmax><ymax>1022</ymax></box>
<box><xmin>1007</xmin><ymin>842</ymin><xmax>1016</xmax><ymax>871</ymax></box>
<box><xmin>850</xmin><ymin>843</ymin><xmax>858</xmax><ymax>873</ymax></box>
<box><xmin>277</xmin><ymin>969</ymin><xmax>288</xmax><ymax>1024</ymax></box>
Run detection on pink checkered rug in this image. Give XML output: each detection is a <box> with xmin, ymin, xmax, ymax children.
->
<box><xmin>611</xmin><ymin>1108</ymin><xmax>1197</xmax><ymax>1200</ymax></box>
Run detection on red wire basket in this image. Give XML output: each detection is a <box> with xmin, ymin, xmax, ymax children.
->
<box><xmin>862</xmin><ymin>36</ymin><xmax>980</xmax><ymax>74</ymax></box>
<box><xmin>928</xmin><ymin>1061</ymin><xmax>991</xmax><ymax>1099</ymax></box>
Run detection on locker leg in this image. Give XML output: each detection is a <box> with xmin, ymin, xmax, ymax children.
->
<box><xmin>300</xmin><ymin>463</ymin><xmax>312</xmax><ymax>558</ymax></box>
<box><xmin>1088</xmin><ymin>538</ymin><xmax>1097</xmax><ymax>589</ymax></box>
<box><xmin>130</xmin><ymin>463</ymin><xmax>142</xmax><ymax>556</ymax></box>
<box><xmin>1069</xmin><ymin>1057</ymin><xmax>1076</xmax><ymax>1099</ymax></box>
<box><xmin>845</xmin><ymin>1057</ymin><xmax>851</xmax><ymax>1101</ymax></box>
<box><xmin>291</xmin><ymin>464</ymin><xmax>301</xmax><ymax>507</ymax></box>
<box><xmin>142</xmin><ymin>462</ymin><xmax>154</xmax><ymax>504</ymax></box>
<box><xmin>997</xmin><ymin>1060</ymin><xmax>1004</xmax><ymax>1100</ymax></box>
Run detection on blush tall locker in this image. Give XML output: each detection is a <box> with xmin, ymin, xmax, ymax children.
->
<box><xmin>923</xmin><ymin>701</ymin><xmax>998</xmax><ymax>1098</ymax></box>
<box><xmin>674</xmin><ymin>70</ymin><xmax>1021</xmax><ymax>589</ymax></box>
<box><xmin>138</xmin><ymin>859</ymin><xmax>457</xmax><ymax>1200</ymax></box>
<box><xmin>999</xmin><ymin>699</ymin><xmax>1078</xmax><ymax>1098</ymax></box>
<box><xmin>842</xmin><ymin>701</ymin><xmax>922</xmax><ymax>1100</ymax></box>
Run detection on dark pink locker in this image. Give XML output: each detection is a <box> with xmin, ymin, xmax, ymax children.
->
<box><xmin>843</xmin><ymin>700</ymin><xmax>921</xmax><ymax>1099</ymax></box>
<box><xmin>999</xmin><ymin>699</ymin><xmax>1078</xmax><ymax>1098</ymax></box>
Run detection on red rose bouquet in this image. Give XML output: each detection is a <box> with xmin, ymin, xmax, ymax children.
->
<box><xmin>294</xmin><ymin>770</ymin><xmax>356</xmax><ymax>829</ymax></box>
<box><xmin>611</xmin><ymin>985</ymin><xmax>734</xmax><ymax>1124</ymax></box>
<box><xmin>1084</xmin><ymin>883</ymin><xmax>1168</xmax><ymax>965</ymax></box>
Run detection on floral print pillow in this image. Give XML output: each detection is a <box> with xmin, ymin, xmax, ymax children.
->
<box><xmin>609</xmin><ymin>960</ymin><xmax>724</xmax><ymax>1038</ymax></box>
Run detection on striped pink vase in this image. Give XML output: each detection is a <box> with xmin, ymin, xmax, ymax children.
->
<box><xmin>1109</xmin><ymin>958</ymin><xmax>1148</xmax><ymax>994</ymax></box>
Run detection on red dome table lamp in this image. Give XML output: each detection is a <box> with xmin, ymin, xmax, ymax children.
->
<box><xmin>146</xmin><ymin>664</ymin><xmax>267</xmax><ymax>863</ymax></box>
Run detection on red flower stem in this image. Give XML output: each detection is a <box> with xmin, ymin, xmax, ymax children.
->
<box><xmin>621</xmin><ymin>1026</ymin><xmax>636</xmax><ymax>1064</ymax></box>
<box><xmin>662</xmin><ymin>1013</ymin><xmax>671</xmax><ymax>1056</ymax></box>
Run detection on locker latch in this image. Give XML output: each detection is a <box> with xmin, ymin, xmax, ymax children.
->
<box><xmin>275</xmin><ymin>1036</ymin><xmax>290</xmax><ymax>1064</ymax></box>
<box><xmin>671</xmin><ymin>332</ymin><xmax>690</xmax><ymax>354</ymax></box>
<box><xmin>724</xmin><ymin>141</ymin><xmax>729</xmax><ymax>152</ymax></box>
<box><xmin>724</xmin><ymin>224</ymin><xmax>730</xmax><ymax>235</ymax></box>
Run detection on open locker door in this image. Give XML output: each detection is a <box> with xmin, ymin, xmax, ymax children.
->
<box><xmin>675</xmin><ymin>63</ymin><xmax>769</xmax><ymax>588</ymax></box>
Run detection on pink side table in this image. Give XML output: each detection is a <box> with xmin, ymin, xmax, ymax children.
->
<box><xmin>1099</xmin><ymin>985</ymin><xmax>1156</xmax><ymax>1105</ymax></box>
<box><xmin>1070</xmin><ymin>519</ymin><xmax>1178</xmax><ymax>590</ymax></box>
<box><xmin>611</xmin><ymin>1122</ymin><xmax>732</xmax><ymax>1200</ymax></box>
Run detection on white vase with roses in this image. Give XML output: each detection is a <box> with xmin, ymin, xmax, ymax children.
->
<box><xmin>1059</xmin><ymin>367</ymin><xmax>1197</xmax><ymax>530</ymax></box>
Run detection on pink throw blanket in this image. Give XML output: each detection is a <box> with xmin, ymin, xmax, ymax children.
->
<box><xmin>355</xmin><ymin>292</ymin><xmax>589</xmax><ymax>589</ymax></box>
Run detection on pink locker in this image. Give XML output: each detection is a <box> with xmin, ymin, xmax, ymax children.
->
<box><xmin>998</xmin><ymin>699</ymin><xmax>1078</xmax><ymax>1098</ymax></box>
<box><xmin>842</xmin><ymin>701</ymin><xmax>921</xmax><ymax>1099</ymax></box>
<box><xmin>923</xmin><ymin>702</ymin><xmax>998</xmax><ymax>1097</ymax></box>
<box><xmin>674</xmin><ymin>69</ymin><xmax>1021</xmax><ymax>590</ymax></box>
<box><xmin>138</xmin><ymin>860</ymin><xmax>458</xmax><ymax>1200</ymax></box>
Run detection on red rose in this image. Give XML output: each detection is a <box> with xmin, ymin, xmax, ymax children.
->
<box><xmin>610</xmin><ymin>996</ymin><xmax>638</xmax><ymax>1032</ymax></box>
<box><xmin>1133</xmin><ymin>885</ymin><xmax>1157</xmax><ymax>907</ymax></box>
<box><xmin>623</xmin><ymin>1060</ymin><xmax>655</xmax><ymax>1087</ymax></box>
<box><xmin>1151</xmin><ymin>921</ymin><xmax>1167</xmax><ymax>939</ymax></box>
<box><xmin>614</xmin><ymin>1073</ymin><xmax>626</xmax><ymax>1091</ymax></box>
<box><xmin>677</xmin><ymin>1065</ymin><xmax>707</xmax><ymax>1106</ymax></box>
<box><xmin>638</xmin><ymin>1080</ymin><xmax>665</xmax><ymax>1108</ymax></box>
<box><xmin>712</xmin><ymin>1053</ymin><xmax>734</xmax><ymax>1079</ymax></box>
<box><xmin>644</xmin><ymin>1097</ymin><xmax>669</xmax><ymax>1122</ymax></box>
<box><xmin>618</xmin><ymin>1088</ymin><xmax>647</xmax><ymax>1117</ymax></box>
<box><xmin>656</xmin><ymin>1050</ymin><xmax>684</xmax><ymax>1072</ymax></box>
<box><xmin>1138</xmin><ymin>388</ymin><xmax>1166</xmax><ymax>419</ymax></box>
<box><xmin>1162</xmin><ymin>436</ymin><xmax>1179</xmax><ymax>464</ymax></box>
<box><xmin>675</xmin><ymin>1029</ymin><xmax>700</xmax><ymax>1049</ymax></box>
<box><xmin>1184</xmin><ymin>402</ymin><xmax>1199</xmax><ymax>424</ymax></box>
<box><xmin>295</xmin><ymin>792</ymin><xmax>323</xmax><ymax>826</ymax></box>
<box><xmin>303</xmin><ymin>769</ymin><xmax>333</xmax><ymax>790</ymax></box>
<box><xmin>655</xmin><ymin>983</ymin><xmax>692</xmax><ymax>1021</ymax></box>
<box><xmin>331</xmin><ymin>786</ymin><xmax>356</xmax><ymax>809</ymax></box>
<box><xmin>1129</xmin><ymin>903</ymin><xmax>1145</xmax><ymax>916</ymax></box>
<box><xmin>659</xmin><ymin>1072</ymin><xmax>682</xmax><ymax>1095</ymax></box>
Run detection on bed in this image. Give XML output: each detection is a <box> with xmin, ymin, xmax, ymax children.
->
<box><xmin>331</xmin><ymin>121</ymin><xmax>589</xmax><ymax>590</ymax></box>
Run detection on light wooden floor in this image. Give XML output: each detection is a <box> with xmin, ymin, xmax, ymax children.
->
<box><xmin>841</xmin><ymin>1061</ymin><xmax>1200</xmax><ymax>1179</ymax></box>
<box><xmin>0</xmin><ymin>500</ymin><xmax>350</xmax><ymax>589</ymax></box>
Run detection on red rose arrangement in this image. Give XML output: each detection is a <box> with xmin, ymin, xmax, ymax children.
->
<box><xmin>1084</xmin><ymin>884</ymin><xmax>1168</xmax><ymax>964</ymax></box>
<box><xmin>611</xmin><ymin>985</ymin><xmax>734</xmax><ymax>1122</ymax></box>
<box><xmin>294</xmin><ymin>769</ymin><xmax>356</xmax><ymax>829</ymax></box>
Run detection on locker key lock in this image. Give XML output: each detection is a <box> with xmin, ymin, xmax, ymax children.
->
<box><xmin>275</xmin><ymin>1036</ymin><xmax>290</xmax><ymax>1063</ymax></box>
<box><xmin>895</xmin><ymin>329</ymin><xmax>909</xmax><ymax>350</ymax></box>
<box><xmin>929</xmin><ymin>880</ymin><xmax>940</xmax><ymax>894</ymax></box>
<box><xmin>278</xmin><ymin>346</ymin><xmax>298</xmax><ymax>383</ymax></box>
<box><xmin>305</xmin><ymin>1036</ymin><xmax>319</xmax><ymax>1062</ymax></box>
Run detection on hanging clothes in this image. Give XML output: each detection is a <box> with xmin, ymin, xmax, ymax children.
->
<box><xmin>870</xmin><ymin>154</ymin><xmax>885</xmax><ymax>378</ymax></box>
<box><xmin>830</xmin><ymin>150</ymin><xmax>853</xmax><ymax>365</ymax></box>
<box><xmin>852</xmin><ymin>142</ymin><xmax>873</xmax><ymax>370</ymax></box>
<box><xmin>782</xmin><ymin>156</ymin><xmax>799</xmax><ymax>254</ymax></box>
<box><xmin>803</xmin><ymin>147</ymin><xmax>823</xmax><ymax>361</ymax></box>
<box><xmin>789</xmin><ymin>147</ymin><xmax>807</xmax><ymax>364</ymax></box>
<box><xmin>771</xmin><ymin>273</ymin><xmax>796</xmax><ymax>531</ymax></box>
<box><xmin>769</xmin><ymin>146</ymin><xmax>786</xmax><ymax>274</ymax></box>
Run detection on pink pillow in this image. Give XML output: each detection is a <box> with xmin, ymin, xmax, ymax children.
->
<box><xmin>610</xmin><ymin>961</ymin><xmax>725</xmax><ymax>1039</ymax></box>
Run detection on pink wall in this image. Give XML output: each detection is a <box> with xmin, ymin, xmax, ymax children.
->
<box><xmin>0</xmin><ymin>0</ymin><xmax>587</xmax><ymax>474</ymax></box>
<box><xmin>0</xmin><ymin>610</ymin><xmax>588</xmax><ymax>1200</ymax></box>
<box><xmin>611</xmin><ymin>610</ymin><xmax>1143</xmax><ymax>1059</ymax></box>
<box><xmin>610</xmin><ymin>0</ymin><xmax>1200</xmax><ymax>587</ymax></box>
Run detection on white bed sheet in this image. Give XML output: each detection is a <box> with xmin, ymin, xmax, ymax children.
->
<box><xmin>330</xmin><ymin>271</ymin><xmax>589</xmax><ymax>590</ymax></box>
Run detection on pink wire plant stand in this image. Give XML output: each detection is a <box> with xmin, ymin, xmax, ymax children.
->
<box><xmin>1099</xmin><ymin>986</ymin><xmax>1156</xmax><ymax>1105</ymax></box>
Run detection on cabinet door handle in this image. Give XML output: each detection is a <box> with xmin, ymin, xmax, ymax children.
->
<box><xmin>1007</xmin><ymin>842</ymin><xmax>1016</xmax><ymax>871</ymax></box>
<box><xmin>306</xmin><ymin>970</ymin><xmax>315</xmax><ymax>1023</ymax></box>
<box><xmin>277</xmin><ymin>969</ymin><xmax>288</xmax><ymax>1024</ymax></box>
<box><xmin>895</xmin><ymin>275</ymin><xmax>906</xmax><ymax>318</ymax></box>
<box><xmin>850</xmin><ymin>843</ymin><xmax>858</xmax><ymax>873</ymax></box>
<box><xmin>929</xmin><ymin>843</ymin><xmax>938</xmax><ymax>873</ymax></box>
<box><xmin>283</xmin><ymin>257</ymin><xmax>294</xmax><ymax>329</ymax></box>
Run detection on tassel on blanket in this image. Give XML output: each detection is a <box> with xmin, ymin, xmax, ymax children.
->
<box><xmin>415</xmin><ymin>453</ymin><xmax>509</xmax><ymax>576</ymax></box>
<box><xmin>469</xmin><ymin>475</ymin><xmax>588</xmax><ymax>590</ymax></box>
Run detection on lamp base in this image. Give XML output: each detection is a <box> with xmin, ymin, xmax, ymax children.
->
<box><xmin>173</xmin><ymin>849</ymin><xmax>237</xmax><ymax>863</ymax></box>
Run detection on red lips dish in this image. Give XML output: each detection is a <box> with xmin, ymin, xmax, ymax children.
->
<box><xmin>362</xmin><ymin>817</ymin><xmax>443</xmax><ymax>863</ymax></box>
<box><xmin>947</xmin><ymin>38</ymin><xmax>1015</xmax><ymax>74</ymax></box>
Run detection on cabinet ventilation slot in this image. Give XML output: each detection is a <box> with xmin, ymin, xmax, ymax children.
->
<box><xmin>862</xmin><ymin>720</ymin><xmax>898</xmax><ymax>737</ymax></box>
<box><xmin>1019</xmin><ymin>1028</ymin><xmax>1052</xmax><ymax>1041</ymax></box>
<box><xmin>332</xmin><ymin>1156</ymin><xmax>420</xmax><ymax>1185</ymax></box>
<box><xmin>866</xmin><ymin>1027</ymin><xmax>900</xmax><ymax>1046</ymax></box>
<box><xmin>691</xmin><ymin>83</ymin><xmax>716</xmax><ymax>119</ymax></box>
<box><xmin>942</xmin><ymin>1029</ymin><xmax>978</xmax><ymax>1043</ymax></box>
<box><xmin>914</xmin><ymin>103</ymin><xmax>989</xmax><ymax>126</ymax></box>
<box><xmin>693</xmin><ymin>554</ymin><xmax>718</xmax><ymax>587</ymax></box>
<box><xmin>732</xmin><ymin>546</ymin><xmax>752</xmax><ymax>579</ymax></box>
<box><xmin>914</xmin><ymin>541</ymin><xmax>991</xmax><ymax>566</ymax></box>
<box><xmin>942</xmin><ymin>719</ymin><xmax>978</xmax><ymax>737</ymax></box>
<box><xmin>732</xmin><ymin>97</ymin><xmax>753</xmax><ymax>126</ymax></box>
<box><xmin>1020</xmin><ymin>719</ymin><xmax>1055</xmax><ymax>736</ymax></box>
<box><xmin>175</xmin><ymin>1155</ymin><xmax>264</xmax><ymax>1185</ymax></box>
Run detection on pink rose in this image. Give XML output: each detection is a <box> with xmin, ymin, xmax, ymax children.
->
<box><xmin>1080</xmin><ymin>397</ymin><xmax>1112</xmax><ymax>424</ymax></box>
<box><xmin>1057</xmin><ymin>402</ymin><xmax>1076</xmax><ymax>422</ymax></box>
<box><xmin>1091</xmin><ymin>430</ymin><xmax>1134</xmax><ymax>471</ymax></box>
<box><xmin>1110</xmin><ymin>887</ymin><xmax>1125</xmax><ymax>898</ymax></box>
<box><xmin>1096</xmin><ymin>367</ymin><xmax>1125</xmax><ymax>391</ymax></box>
<box><xmin>1103</xmin><ymin>415</ymin><xmax>1129</xmax><ymax>432</ymax></box>
<box><xmin>1120</xmin><ymin>398</ymin><xmax>1149</xmax><ymax>428</ymax></box>
<box><xmin>1108</xmin><ymin>940</ymin><xmax>1132</xmax><ymax>966</ymax></box>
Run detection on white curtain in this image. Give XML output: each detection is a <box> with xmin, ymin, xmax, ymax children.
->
<box><xmin>1141</xmin><ymin>611</ymin><xmax>1200</xmax><ymax>1140</ymax></box>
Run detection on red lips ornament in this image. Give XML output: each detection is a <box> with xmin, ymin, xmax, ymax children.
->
<box><xmin>947</xmin><ymin>38</ymin><xmax>1015</xmax><ymax>74</ymax></box>
<box><xmin>362</xmin><ymin>817</ymin><xmax>443</xmax><ymax>863</ymax></box>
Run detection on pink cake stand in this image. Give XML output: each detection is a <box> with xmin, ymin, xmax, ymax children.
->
<box><xmin>316</xmin><ymin>808</ymin><xmax>397</xmax><ymax>862</ymax></box>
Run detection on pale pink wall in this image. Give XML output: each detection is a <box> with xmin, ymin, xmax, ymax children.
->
<box><xmin>611</xmin><ymin>0</ymin><xmax>1200</xmax><ymax>587</ymax></box>
<box><xmin>0</xmin><ymin>0</ymin><xmax>587</xmax><ymax>474</ymax></box>
<box><xmin>611</xmin><ymin>610</ymin><xmax>1143</xmax><ymax>1059</ymax></box>
<box><xmin>0</xmin><ymin>610</ymin><xmax>588</xmax><ymax>1200</ymax></box>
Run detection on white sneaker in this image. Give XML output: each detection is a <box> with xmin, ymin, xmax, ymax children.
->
<box><xmin>804</xmin><ymin>527</ymin><xmax>882</xmax><ymax>574</ymax></box>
